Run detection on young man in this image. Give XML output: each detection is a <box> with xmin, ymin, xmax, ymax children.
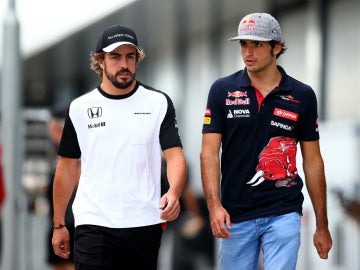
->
<box><xmin>200</xmin><ymin>13</ymin><xmax>332</xmax><ymax>269</ymax></box>
<box><xmin>52</xmin><ymin>25</ymin><xmax>187</xmax><ymax>270</ymax></box>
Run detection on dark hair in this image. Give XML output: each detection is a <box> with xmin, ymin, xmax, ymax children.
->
<box><xmin>89</xmin><ymin>52</ymin><xmax>105</xmax><ymax>78</ymax></box>
<box><xmin>269</xmin><ymin>40</ymin><xmax>287</xmax><ymax>58</ymax></box>
<box><xmin>89</xmin><ymin>49</ymin><xmax>145</xmax><ymax>78</ymax></box>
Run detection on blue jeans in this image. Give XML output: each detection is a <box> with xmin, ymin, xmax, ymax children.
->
<box><xmin>219</xmin><ymin>212</ymin><xmax>301</xmax><ymax>270</ymax></box>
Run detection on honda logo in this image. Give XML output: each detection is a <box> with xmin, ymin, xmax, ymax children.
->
<box><xmin>87</xmin><ymin>107</ymin><xmax>102</xmax><ymax>119</ymax></box>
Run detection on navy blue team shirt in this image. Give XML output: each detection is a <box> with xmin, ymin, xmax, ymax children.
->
<box><xmin>202</xmin><ymin>66</ymin><xmax>319</xmax><ymax>222</ymax></box>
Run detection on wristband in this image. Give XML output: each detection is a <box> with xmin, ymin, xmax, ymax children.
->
<box><xmin>53</xmin><ymin>224</ymin><xmax>66</xmax><ymax>229</ymax></box>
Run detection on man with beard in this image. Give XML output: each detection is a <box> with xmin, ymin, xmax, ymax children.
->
<box><xmin>52</xmin><ymin>25</ymin><xmax>187</xmax><ymax>270</ymax></box>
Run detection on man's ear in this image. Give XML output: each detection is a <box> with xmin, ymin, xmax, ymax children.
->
<box><xmin>273</xmin><ymin>43</ymin><xmax>282</xmax><ymax>56</ymax></box>
<box><xmin>98</xmin><ymin>57</ymin><xmax>104</xmax><ymax>69</ymax></box>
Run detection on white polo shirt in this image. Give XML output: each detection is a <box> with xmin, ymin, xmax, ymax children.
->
<box><xmin>58</xmin><ymin>81</ymin><xmax>182</xmax><ymax>228</ymax></box>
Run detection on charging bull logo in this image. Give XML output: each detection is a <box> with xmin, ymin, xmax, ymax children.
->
<box><xmin>247</xmin><ymin>137</ymin><xmax>298</xmax><ymax>187</ymax></box>
<box><xmin>242</xmin><ymin>18</ymin><xmax>256</xmax><ymax>26</ymax></box>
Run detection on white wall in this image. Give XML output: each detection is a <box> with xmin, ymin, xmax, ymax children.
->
<box><xmin>327</xmin><ymin>0</ymin><xmax>360</xmax><ymax>120</ymax></box>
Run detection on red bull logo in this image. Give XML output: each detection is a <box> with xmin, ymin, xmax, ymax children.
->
<box><xmin>240</xmin><ymin>17</ymin><xmax>257</xmax><ymax>32</ymax></box>
<box><xmin>242</xmin><ymin>18</ymin><xmax>256</xmax><ymax>26</ymax></box>
<box><xmin>227</xmin><ymin>91</ymin><xmax>248</xmax><ymax>98</ymax></box>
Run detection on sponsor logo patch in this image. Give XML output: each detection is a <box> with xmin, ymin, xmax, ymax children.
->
<box><xmin>227</xmin><ymin>109</ymin><xmax>250</xmax><ymax>118</ymax></box>
<box><xmin>270</xmin><ymin>120</ymin><xmax>294</xmax><ymax>131</ymax></box>
<box><xmin>203</xmin><ymin>117</ymin><xmax>211</xmax><ymax>124</ymax></box>
<box><xmin>87</xmin><ymin>107</ymin><xmax>102</xmax><ymax>119</ymax></box>
<box><xmin>278</xmin><ymin>95</ymin><xmax>300</xmax><ymax>103</ymax></box>
<box><xmin>88</xmin><ymin>122</ymin><xmax>106</xmax><ymax>129</ymax></box>
<box><xmin>273</xmin><ymin>108</ymin><xmax>298</xmax><ymax>121</ymax></box>
<box><xmin>226</xmin><ymin>98</ymin><xmax>250</xmax><ymax>106</ymax></box>
<box><xmin>226</xmin><ymin>91</ymin><xmax>250</xmax><ymax>106</ymax></box>
<box><xmin>227</xmin><ymin>91</ymin><xmax>247</xmax><ymax>98</ymax></box>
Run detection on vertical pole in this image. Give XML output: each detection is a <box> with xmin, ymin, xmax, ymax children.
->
<box><xmin>318</xmin><ymin>0</ymin><xmax>329</xmax><ymax>121</ymax></box>
<box><xmin>0</xmin><ymin>0</ymin><xmax>22</xmax><ymax>269</ymax></box>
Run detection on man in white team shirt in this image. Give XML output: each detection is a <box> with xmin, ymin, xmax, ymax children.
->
<box><xmin>51</xmin><ymin>24</ymin><xmax>187</xmax><ymax>270</ymax></box>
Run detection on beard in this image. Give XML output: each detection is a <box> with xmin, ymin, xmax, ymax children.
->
<box><xmin>104</xmin><ymin>66</ymin><xmax>136</xmax><ymax>89</ymax></box>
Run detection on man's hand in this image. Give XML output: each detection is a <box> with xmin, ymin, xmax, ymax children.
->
<box><xmin>159</xmin><ymin>191</ymin><xmax>181</xmax><ymax>221</ymax></box>
<box><xmin>313</xmin><ymin>227</ymin><xmax>332</xmax><ymax>259</ymax></box>
<box><xmin>52</xmin><ymin>227</ymin><xmax>71</xmax><ymax>259</ymax></box>
<box><xmin>209</xmin><ymin>205</ymin><xmax>231</xmax><ymax>238</ymax></box>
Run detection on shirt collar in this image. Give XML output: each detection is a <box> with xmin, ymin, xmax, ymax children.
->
<box><xmin>239</xmin><ymin>65</ymin><xmax>292</xmax><ymax>92</ymax></box>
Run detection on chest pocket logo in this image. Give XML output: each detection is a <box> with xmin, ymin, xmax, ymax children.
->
<box><xmin>88</xmin><ymin>107</ymin><xmax>103</xmax><ymax>119</ymax></box>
